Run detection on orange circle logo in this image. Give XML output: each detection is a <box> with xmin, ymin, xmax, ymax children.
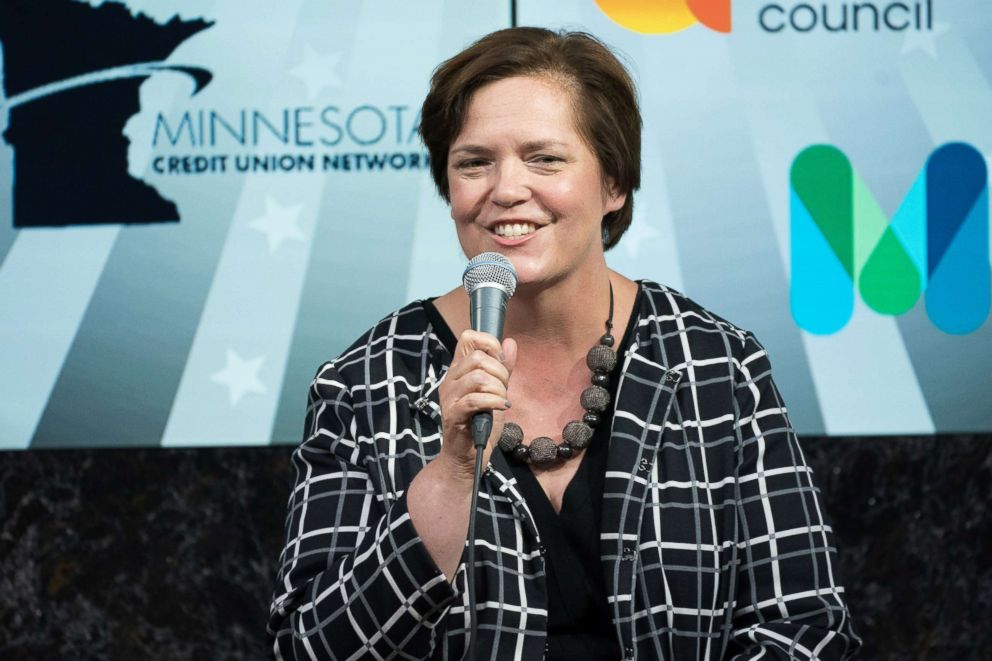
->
<box><xmin>594</xmin><ymin>0</ymin><xmax>732</xmax><ymax>34</ymax></box>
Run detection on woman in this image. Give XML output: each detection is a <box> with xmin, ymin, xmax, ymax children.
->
<box><xmin>268</xmin><ymin>27</ymin><xmax>860</xmax><ymax>660</ymax></box>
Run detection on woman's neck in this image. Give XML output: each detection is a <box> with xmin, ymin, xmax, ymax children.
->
<box><xmin>433</xmin><ymin>258</ymin><xmax>638</xmax><ymax>357</ymax></box>
<box><xmin>504</xmin><ymin>266</ymin><xmax>616</xmax><ymax>352</ymax></box>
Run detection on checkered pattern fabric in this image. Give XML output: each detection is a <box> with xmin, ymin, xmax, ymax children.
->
<box><xmin>268</xmin><ymin>281</ymin><xmax>860</xmax><ymax>660</ymax></box>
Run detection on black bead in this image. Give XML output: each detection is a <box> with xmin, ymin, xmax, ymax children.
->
<box><xmin>591</xmin><ymin>372</ymin><xmax>609</xmax><ymax>387</ymax></box>
<box><xmin>600</xmin><ymin>334</ymin><xmax>615</xmax><ymax>347</ymax></box>
<box><xmin>557</xmin><ymin>444</ymin><xmax>574</xmax><ymax>460</ymax></box>
<box><xmin>563</xmin><ymin>420</ymin><xmax>594</xmax><ymax>448</ymax></box>
<box><xmin>529</xmin><ymin>437</ymin><xmax>558</xmax><ymax>466</ymax></box>
<box><xmin>512</xmin><ymin>444</ymin><xmax>530</xmax><ymax>463</ymax></box>
<box><xmin>584</xmin><ymin>412</ymin><xmax>601</xmax><ymax>426</ymax></box>
<box><xmin>498</xmin><ymin>422</ymin><xmax>524</xmax><ymax>453</ymax></box>
<box><xmin>503</xmin><ymin>421</ymin><xmax>524</xmax><ymax>440</ymax></box>
<box><xmin>580</xmin><ymin>385</ymin><xmax>611</xmax><ymax>412</ymax></box>
<box><xmin>586</xmin><ymin>345</ymin><xmax>618</xmax><ymax>372</ymax></box>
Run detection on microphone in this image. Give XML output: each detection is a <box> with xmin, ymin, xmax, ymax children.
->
<box><xmin>461</xmin><ymin>252</ymin><xmax>516</xmax><ymax>661</ymax></box>
<box><xmin>462</xmin><ymin>252</ymin><xmax>517</xmax><ymax>448</ymax></box>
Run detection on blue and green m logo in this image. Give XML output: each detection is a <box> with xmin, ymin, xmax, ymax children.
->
<box><xmin>790</xmin><ymin>143</ymin><xmax>989</xmax><ymax>335</ymax></box>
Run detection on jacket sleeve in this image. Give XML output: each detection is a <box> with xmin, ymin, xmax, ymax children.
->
<box><xmin>729</xmin><ymin>334</ymin><xmax>861</xmax><ymax>660</ymax></box>
<box><xmin>267</xmin><ymin>362</ymin><xmax>458</xmax><ymax>660</ymax></box>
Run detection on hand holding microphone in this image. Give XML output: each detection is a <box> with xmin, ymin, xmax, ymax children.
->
<box><xmin>463</xmin><ymin>253</ymin><xmax>517</xmax><ymax>447</ymax></box>
<box><xmin>437</xmin><ymin>253</ymin><xmax>518</xmax><ymax>479</ymax></box>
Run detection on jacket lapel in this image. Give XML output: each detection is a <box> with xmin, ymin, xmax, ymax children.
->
<box><xmin>486</xmin><ymin>448</ymin><xmax>542</xmax><ymax>545</ymax></box>
<box><xmin>601</xmin><ymin>335</ymin><xmax>682</xmax><ymax>656</ymax></box>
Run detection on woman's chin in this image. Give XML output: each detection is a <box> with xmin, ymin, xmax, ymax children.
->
<box><xmin>507</xmin><ymin>263</ymin><xmax>569</xmax><ymax>291</ymax></box>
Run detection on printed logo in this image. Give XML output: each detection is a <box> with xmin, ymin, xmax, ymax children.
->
<box><xmin>595</xmin><ymin>0</ymin><xmax>731</xmax><ymax>34</ymax></box>
<box><xmin>0</xmin><ymin>0</ymin><xmax>212</xmax><ymax>228</ymax></box>
<box><xmin>790</xmin><ymin>143</ymin><xmax>989</xmax><ymax>335</ymax></box>
<box><xmin>595</xmin><ymin>1</ymin><xmax>938</xmax><ymax>36</ymax></box>
<box><xmin>759</xmin><ymin>1</ymin><xmax>936</xmax><ymax>34</ymax></box>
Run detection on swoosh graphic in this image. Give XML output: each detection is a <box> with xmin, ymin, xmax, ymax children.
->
<box><xmin>0</xmin><ymin>62</ymin><xmax>212</xmax><ymax>111</ymax></box>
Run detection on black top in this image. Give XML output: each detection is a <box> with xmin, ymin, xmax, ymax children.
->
<box><xmin>423</xmin><ymin>286</ymin><xmax>641</xmax><ymax>661</ymax></box>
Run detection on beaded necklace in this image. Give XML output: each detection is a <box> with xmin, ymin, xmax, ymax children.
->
<box><xmin>497</xmin><ymin>281</ymin><xmax>618</xmax><ymax>467</ymax></box>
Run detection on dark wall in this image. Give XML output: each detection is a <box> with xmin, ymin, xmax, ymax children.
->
<box><xmin>1</xmin><ymin>436</ymin><xmax>989</xmax><ymax>660</ymax></box>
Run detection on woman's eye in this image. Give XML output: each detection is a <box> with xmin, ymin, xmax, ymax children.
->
<box><xmin>533</xmin><ymin>155</ymin><xmax>563</xmax><ymax>165</ymax></box>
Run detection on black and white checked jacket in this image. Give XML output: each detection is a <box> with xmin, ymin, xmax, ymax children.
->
<box><xmin>268</xmin><ymin>281</ymin><xmax>860</xmax><ymax>660</ymax></box>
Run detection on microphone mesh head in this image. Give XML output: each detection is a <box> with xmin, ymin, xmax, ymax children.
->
<box><xmin>462</xmin><ymin>252</ymin><xmax>517</xmax><ymax>297</ymax></box>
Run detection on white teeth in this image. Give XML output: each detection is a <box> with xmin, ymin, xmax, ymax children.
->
<box><xmin>494</xmin><ymin>222</ymin><xmax>536</xmax><ymax>237</ymax></box>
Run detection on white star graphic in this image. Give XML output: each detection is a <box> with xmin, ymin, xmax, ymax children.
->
<box><xmin>249</xmin><ymin>196</ymin><xmax>306</xmax><ymax>253</ymax></box>
<box><xmin>622</xmin><ymin>204</ymin><xmax>661</xmax><ymax>260</ymax></box>
<box><xmin>901</xmin><ymin>22</ymin><xmax>950</xmax><ymax>59</ymax></box>
<box><xmin>290</xmin><ymin>44</ymin><xmax>343</xmax><ymax>100</ymax></box>
<box><xmin>210</xmin><ymin>348</ymin><xmax>267</xmax><ymax>407</ymax></box>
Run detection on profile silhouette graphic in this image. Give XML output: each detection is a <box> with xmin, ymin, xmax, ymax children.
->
<box><xmin>0</xmin><ymin>0</ymin><xmax>212</xmax><ymax>228</ymax></box>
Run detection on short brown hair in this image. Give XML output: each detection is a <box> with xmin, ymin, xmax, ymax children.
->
<box><xmin>419</xmin><ymin>27</ymin><xmax>641</xmax><ymax>250</ymax></box>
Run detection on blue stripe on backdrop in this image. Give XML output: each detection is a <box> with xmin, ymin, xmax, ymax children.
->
<box><xmin>29</xmin><ymin>205</ymin><xmax>235</xmax><ymax>447</ymax></box>
<box><xmin>0</xmin><ymin>47</ymin><xmax>14</xmax><ymax>267</ymax></box>
<box><xmin>0</xmin><ymin>227</ymin><xmax>120</xmax><ymax>448</ymax></box>
<box><xmin>0</xmin><ymin>149</ymin><xmax>14</xmax><ymax>267</ymax></box>
<box><xmin>813</xmin><ymin>65</ymin><xmax>933</xmax><ymax>216</ymax></box>
<box><xmin>960</xmin><ymin>5</ymin><xmax>992</xmax><ymax>88</ymax></box>
<box><xmin>269</xmin><ymin>168</ymin><xmax>425</xmax><ymax>444</ymax></box>
<box><xmin>899</xmin><ymin>302</ymin><xmax>992</xmax><ymax>432</ymax></box>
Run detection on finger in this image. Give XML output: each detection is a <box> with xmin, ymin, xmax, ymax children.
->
<box><xmin>501</xmin><ymin>337</ymin><xmax>518</xmax><ymax>374</ymax></box>
<box><xmin>454</xmin><ymin>329</ymin><xmax>504</xmax><ymax>361</ymax></box>
<box><xmin>460</xmin><ymin>370</ymin><xmax>509</xmax><ymax>398</ymax></box>
<box><xmin>448</xmin><ymin>349</ymin><xmax>510</xmax><ymax>384</ymax></box>
<box><xmin>453</xmin><ymin>392</ymin><xmax>512</xmax><ymax>417</ymax></box>
<box><xmin>441</xmin><ymin>371</ymin><xmax>508</xmax><ymax>409</ymax></box>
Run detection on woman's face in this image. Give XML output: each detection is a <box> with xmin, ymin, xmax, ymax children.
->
<box><xmin>447</xmin><ymin>75</ymin><xmax>625</xmax><ymax>288</ymax></box>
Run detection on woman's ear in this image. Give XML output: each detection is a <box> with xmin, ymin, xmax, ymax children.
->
<box><xmin>604</xmin><ymin>180</ymin><xmax>626</xmax><ymax>215</ymax></box>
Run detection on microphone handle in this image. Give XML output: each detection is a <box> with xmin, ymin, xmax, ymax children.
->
<box><xmin>469</xmin><ymin>285</ymin><xmax>508</xmax><ymax>339</ymax></box>
<box><xmin>469</xmin><ymin>285</ymin><xmax>508</xmax><ymax>449</ymax></box>
<box><xmin>470</xmin><ymin>413</ymin><xmax>492</xmax><ymax>450</ymax></box>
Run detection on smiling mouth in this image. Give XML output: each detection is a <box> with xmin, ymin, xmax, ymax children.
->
<box><xmin>493</xmin><ymin>222</ymin><xmax>537</xmax><ymax>238</ymax></box>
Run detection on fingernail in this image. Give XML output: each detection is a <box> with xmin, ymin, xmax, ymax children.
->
<box><xmin>499</xmin><ymin>351</ymin><xmax>506</xmax><ymax>362</ymax></box>
<box><xmin>504</xmin><ymin>400</ymin><xmax>512</xmax><ymax>409</ymax></box>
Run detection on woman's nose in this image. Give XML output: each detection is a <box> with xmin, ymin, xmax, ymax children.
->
<box><xmin>490</xmin><ymin>160</ymin><xmax>530</xmax><ymax>208</ymax></box>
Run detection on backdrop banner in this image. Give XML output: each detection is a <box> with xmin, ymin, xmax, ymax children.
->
<box><xmin>1</xmin><ymin>0</ymin><xmax>989</xmax><ymax>447</ymax></box>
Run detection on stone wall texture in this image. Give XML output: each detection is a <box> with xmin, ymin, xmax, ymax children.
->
<box><xmin>1</xmin><ymin>435</ymin><xmax>989</xmax><ymax>659</ymax></box>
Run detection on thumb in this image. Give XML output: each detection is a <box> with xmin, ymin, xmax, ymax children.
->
<box><xmin>501</xmin><ymin>337</ymin><xmax>518</xmax><ymax>374</ymax></box>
